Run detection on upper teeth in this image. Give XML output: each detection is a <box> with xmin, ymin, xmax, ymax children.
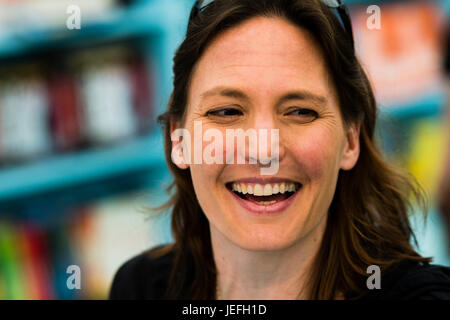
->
<box><xmin>231</xmin><ymin>182</ymin><xmax>299</xmax><ymax>196</ymax></box>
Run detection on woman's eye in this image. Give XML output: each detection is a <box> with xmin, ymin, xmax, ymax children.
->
<box><xmin>285</xmin><ymin>108</ymin><xmax>318</xmax><ymax>121</ymax></box>
<box><xmin>207</xmin><ymin>108</ymin><xmax>243</xmax><ymax>117</ymax></box>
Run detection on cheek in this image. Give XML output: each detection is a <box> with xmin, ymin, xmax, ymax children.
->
<box><xmin>185</xmin><ymin>122</ymin><xmax>228</xmax><ymax>199</ymax></box>
<box><xmin>183</xmin><ymin>122</ymin><xmax>229</xmax><ymax>164</ymax></box>
<box><xmin>190</xmin><ymin>163</ymin><xmax>223</xmax><ymax>193</ymax></box>
<box><xmin>190</xmin><ymin>165</ymin><xmax>217</xmax><ymax>219</ymax></box>
<box><xmin>287</xmin><ymin>127</ymin><xmax>343</xmax><ymax>181</ymax></box>
<box><xmin>190</xmin><ymin>161</ymin><xmax>227</xmax><ymax>219</ymax></box>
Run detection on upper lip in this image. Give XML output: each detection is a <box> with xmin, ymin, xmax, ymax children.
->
<box><xmin>225</xmin><ymin>177</ymin><xmax>301</xmax><ymax>184</ymax></box>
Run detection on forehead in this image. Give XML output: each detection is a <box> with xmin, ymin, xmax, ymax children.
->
<box><xmin>188</xmin><ymin>16</ymin><xmax>331</xmax><ymax>104</ymax></box>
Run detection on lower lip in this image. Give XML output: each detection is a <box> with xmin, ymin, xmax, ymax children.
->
<box><xmin>227</xmin><ymin>187</ymin><xmax>300</xmax><ymax>215</ymax></box>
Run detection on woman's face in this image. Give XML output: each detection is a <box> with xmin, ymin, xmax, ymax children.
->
<box><xmin>172</xmin><ymin>17</ymin><xmax>360</xmax><ymax>251</ymax></box>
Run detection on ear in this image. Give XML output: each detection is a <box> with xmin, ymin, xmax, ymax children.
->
<box><xmin>170</xmin><ymin>119</ymin><xmax>190</xmax><ymax>170</ymax></box>
<box><xmin>340</xmin><ymin>122</ymin><xmax>360</xmax><ymax>171</ymax></box>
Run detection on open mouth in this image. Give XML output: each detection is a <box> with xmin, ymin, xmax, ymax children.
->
<box><xmin>225</xmin><ymin>181</ymin><xmax>301</xmax><ymax>206</ymax></box>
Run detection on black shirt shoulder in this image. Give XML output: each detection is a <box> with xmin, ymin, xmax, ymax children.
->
<box><xmin>109</xmin><ymin>248</ymin><xmax>450</xmax><ymax>300</ymax></box>
<box><xmin>360</xmin><ymin>260</ymin><xmax>450</xmax><ymax>300</ymax></box>
<box><xmin>109</xmin><ymin>245</ymin><xmax>175</xmax><ymax>300</ymax></box>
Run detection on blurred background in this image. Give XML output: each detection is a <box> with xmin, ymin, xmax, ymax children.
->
<box><xmin>0</xmin><ymin>0</ymin><xmax>448</xmax><ymax>299</ymax></box>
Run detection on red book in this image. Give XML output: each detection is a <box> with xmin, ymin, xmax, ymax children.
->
<box><xmin>17</xmin><ymin>223</ymin><xmax>55</xmax><ymax>300</ymax></box>
<box><xmin>47</xmin><ymin>66</ymin><xmax>83</xmax><ymax>152</ymax></box>
<box><xmin>128</xmin><ymin>54</ymin><xmax>154</xmax><ymax>134</ymax></box>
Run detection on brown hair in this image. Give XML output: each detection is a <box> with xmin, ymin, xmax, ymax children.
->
<box><xmin>155</xmin><ymin>0</ymin><xmax>431</xmax><ymax>299</ymax></box>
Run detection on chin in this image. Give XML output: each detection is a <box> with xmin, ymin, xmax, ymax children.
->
<box><xmin>232</xmin><ymin>229</ymin><xmax>301</xmax><ymax>252</ymax></box>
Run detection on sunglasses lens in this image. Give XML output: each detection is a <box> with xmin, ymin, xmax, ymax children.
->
<box><xmin>321</xmin><ymin>0</ymin><xmax>341</xmax><ymax>8</ymax></box>
<box><xmin>197</xmin><ymin>0</ymin><xmax>215</xmax><ymax>11</ymax></box>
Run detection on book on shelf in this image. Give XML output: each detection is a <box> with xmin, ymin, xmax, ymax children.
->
<box><xmin>73</xmin><ymin>45</ymin><xmax>138</xmax><ymax>145</ymax></box>
<box><xmin>0</xmin><ymin>221</ymin><xmax>26</xmax><ymax>299</ymax></box>
<box><xmin>0</xmin><ymin>41</ymin><xmax>155</xmax><ymax>166</ymax></box>
<box><xmin>69</xmin><ymin>194</ymin><xmax>165</xmax><ymax>299</ymax></box>
<box><xmin>128</xmin><ymin>52</ymin><xmax>154</xmax><ymax>134</ymax></box>
<box><xmin>350</xmin><ymin>1</ymin><xmax>446</xmax><ymax>107</ymax></box>
<box><xmin>17</xmin><ymin>222</ymin><xmax>55</xmax><ymax>299</ymax></box>
<box><xmin>0</xmin><ymin>64</ymin><xmax>52</xmax><ymax>163</ymax></box>
<box><xmin>47</xmin><ymin>219</ymin><xmax>80</xmax><ymax>299</ymax></box>
<box><xmin>0</xmin><ymin>191</ymin><xmax>171</xmax><ymax>299</ymax></box>
<box><xmin>47</xmin><ymin>62</ymin><xmax>83</xmax><ymax>152</ymax></box>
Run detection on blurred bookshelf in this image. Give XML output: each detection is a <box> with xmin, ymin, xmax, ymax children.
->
<box><xmin>0</xmin><ymin>0</ymin><xmax>449</xmax><ymax>300</ymax></box>
<box><xmin>0</xmin><ymin>0</ymin><xmax>188</xmax><ymax>299</ymax></box>
<box><xmin>0</xmin><ymin>0</ymin><xmax>189</xmax><ymax>201</ymax></box>
<box><xmin>348</xmin><ymin>0</ymin><xmax>450</xmax><ymax>267</ymax></box>
<box><xmin>0</xmin><ymin>133</ymin><xmax>165</xmax><ymax>203</ymax></box>
<box><xmin>378</xmin><ymin>92</ymin><xmax>446</xmax><ymax>119</ymax></box>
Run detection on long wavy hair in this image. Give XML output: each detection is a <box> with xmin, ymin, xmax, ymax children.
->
<box><xmin>155</xmin><ymin>0</ymin><xmax>431</xmax><ymax>299</ymax></box>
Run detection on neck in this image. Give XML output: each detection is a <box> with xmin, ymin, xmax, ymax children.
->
<box><xmin>211</xmin><ymin>216</ymin><xmax>327</xmax><ymax>300</ymax></box>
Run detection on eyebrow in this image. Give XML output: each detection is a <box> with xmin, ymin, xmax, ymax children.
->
<box><xmin>200</xmin><ymin>86</ymin><xmax>328</xmax><ymax>106</ymax></box>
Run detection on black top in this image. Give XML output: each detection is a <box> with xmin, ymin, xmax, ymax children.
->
<box><xmin>109</xmin><ymin>246</ymin><xmax>450</xmax><ymax>300</ymax></box>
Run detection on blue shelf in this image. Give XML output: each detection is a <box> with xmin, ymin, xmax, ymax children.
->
<box><xmin>378</xmin><ymin>92</ymin><xmax>446</xmax><ymax>119</ymax></box>
<box><xmin>0</xmin><ymin>2</ymin><xmax>167</xmax><ymax>59</ymax></box>
<box><xmin>0</xmin><ymin>132</ymin><xmax>166</xmax><ymax>202</ymax></box>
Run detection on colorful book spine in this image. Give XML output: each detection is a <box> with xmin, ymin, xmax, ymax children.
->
<box><xmin>0</xmin><ymin>273</ymin><xmax>5</xmax><ymax>299</ymax></box>
<box><xmin>21</xmin><ymin>223</ymin><xmax>55</xmax><ymax>299</ymax></box>
<box><xmin>0</xmin><ymin>41</ymin><xmax>155</xmax><ymax>165</ymax></box>
<box><xmin>76</xmin><ymin>46</ymin><xmax>138</xmax><ymax>145</ymax></box>
<box><xmin>0</xmin><ymin>221</ymin><xmax>25</xmax><ymax>299</ymax></box>
<box><xmin>47</xmin><ymin>221</ymin><xmax>80</xmax><ymax>300</ymax></box>
<box><xmin>128</xmin><ymin>53</ymin><xmax>154</xmax><ymax>134</ymax></box>
<box><xmin>0</xmin><ymin>66</ymin><xmax>51</xmax><ymax>162</ymax></box>
<box><xmin>16</xmin><ymin>222</ymin><xmax>56</xmax><ymax>299</ymax></box>
<box><xmin>47</xmin><ymin>64</ymin><xmax>83</xmax><ymax>152</ymax></box>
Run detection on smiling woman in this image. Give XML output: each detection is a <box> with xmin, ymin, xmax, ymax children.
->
<box><xmin>109</xmin><ymin>0</ymin><xmax>450</xmax><ymax>300</ymax></box>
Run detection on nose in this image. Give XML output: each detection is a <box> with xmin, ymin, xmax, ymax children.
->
<box><xmin>236</xmin><ymin>112</ymin><xmax>286</xmax><ymax>169</ymax></box>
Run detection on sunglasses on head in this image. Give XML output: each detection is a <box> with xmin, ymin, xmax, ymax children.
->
<box><xmin>189</xmin><ymin>0</ymin><xmax>355</xmax><ymax>49</ymax></box>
